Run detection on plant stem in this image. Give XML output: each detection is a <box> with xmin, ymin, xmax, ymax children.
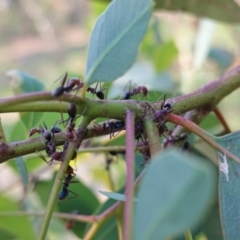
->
<box><xmin>37</xmin><ymin>116</ymin><xmax>90</xmax><ymax>240</ymax></box>
<box><xmin>0</xmin><ymin>211</ymin><xmax>96</xmax><ymax>223</ymax></box>
<box><xmin>37</xmin><ymin>142</ymin><xmax>76</xmax><ymax>240</ymax></box>
<box><xmin>213</xmin><ymin>107</ymin><xmax>231</xmax><ymax>133</ymax></box>
<box><xmin>184</xmin><ymin>229</ymin><xmax>193</xmax><ymax>240</ymax></box>
<box><xmin>0</xmin><ymin>117</ymin><xmax>7</xmax><ymax>143</ymax></box>
<box><xmin>144</xmin><ymin>118</ymin><xmax>161</xmax><ymax>156</ymax></box>
<box><xmin>123</xmin><ymin>110</ymin><xmax>135</xmax><ymax>240</ymax></box>
<box><xmin>167</xmin><ymin>113</ymin><xmax>240</xmax><ymax>164</ymax></box>
<box><xmin>117</xmin><ymin>212</ymin><xmax>123</xmax><ymax>240</ymax></box>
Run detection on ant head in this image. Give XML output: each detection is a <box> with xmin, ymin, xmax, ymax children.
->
<box><xmin>51</xmin><ymin>120</ymin><xmax>61</xmax><ymax>133</ymax></box>
<box><xmin>51</xmin><ymin>126</ymin><xmax>61</xmax><ymax>133</ymax></box>
<box><xmin>140</xmin><ymin>86</ymin><xmax>148</xmax><ymax>97</ymax></box>
<box><xmin>43</xmin><ymin>130</ymin><xmax>53</xmax><ymax>142</ymax></box>
<box><xmin>163</xmin><ymin>102</ymin><xmax>171</xmax><ymax>111</ymax></box>
<box><xmin>29</xmin><ymin>128</ymin><xmax>38</xmax><ymax>137</ymax></box>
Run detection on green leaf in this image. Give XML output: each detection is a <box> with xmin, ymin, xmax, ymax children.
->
<box><xmin>208</xmin><ymin>47</ymin><xmax>234</xmax><ymax>68</ymax></box>
<box><xmin>202</xmin><ymin>201</ymin><xmax>224</xmax><ymax>240</ymax></box>
<box><xmin>7</xmin><ymin>70</ymin><xmax>45</xmax><ymax>93</ymax></box>
<box><xmin>99</xmin><ymin>190</ymin><xmax>138</xmax><ymax>202</ymax></box>
<box><xmin>134</xmin><ymin>149</ymin><xmax>216</xmax><ymax>240</ymax></box>
<box><xmin>16</xmin><ymin>157</ymin><xmax>29</xmax><ymax>186</ymax></box>
<box><xmin>7</xmin><ymin>70</ymin><xmax>45</xmax><ymax>130</ymax></box>
<box><xmin>155</xmin><ymin>0</ymin><xmax>240</xmax><ymax>23</ymax></box>
<box><xmin>86</xmin><ymin>0</ymin><xmax>153</xmax><ymax>85</ymax></box>
<box><xmin>84</xmin><ymin>188</ymin><xmax>126</xmax><ymax>239</ymax></box>
<box><xmin>57</xmin><ymin>176</ymin><xmax>99</xmax><ymax>238</ymax></box>
<box><xmin>0</xmin><ymin>195</ymin><xmax>35</xmax><ymax>240</ymax></box>
<box><xmin>0</xmin><ymin>228</ymin><xmax>16</xmax><ymax>239</ymax></box>
<box><xmin>214</xmin><ymin>131</ymin><xmax>240</xmax><ymax>240</ymax></box>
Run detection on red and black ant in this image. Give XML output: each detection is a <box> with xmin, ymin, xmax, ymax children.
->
<box><xmin>123</xmin><ymin>84</ymin><xmax>148</xmax><ymax>100</ymax></box>
<box><xmin>87</xmin><ymin>82</ymin><xmax>107</xmax><ymax>100</ymax></box>
<box><xmin>37</xmin><ymin>134</ymin><xmax>64</xmax><ymax>165</ymax></box>
<box><xmin>134</xmin><ymin>120</ymin><xmax>147</xmax><ymax>144</ymax></box>
<box><xmin>63</xmin><ymin>140</ymin><xmax>77</xmax><ymax>161</ymax></box>
<box><xmin>60</xmin><ymin>102</ymin><xmax>79</xmax><ymax>140</ymax></box>
<box><xmin>52</xmin><ymin>73</ymin><xmax>84</xmax><ymax>98</ymax></box>
<box><xmin>29</xmin><ymin>122</ymin><xmax>61</xmax><ymax>144</ymax></box>
<box><xmin>58</xmin><ymin>172</ymin><xmax>78</xmax><ymax>200</ymax></box>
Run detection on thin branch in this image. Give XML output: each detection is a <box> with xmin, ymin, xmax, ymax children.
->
<box><xmin>37</xmin><ymin>116</ymin><xmax>90</xmax><ymax>240</ymax></box>
<box><xmin>144</xmin><ymin>119</ymin><xmax>161</xmax><ymax>156</ymax></box>
<box><xmin>167</xmin><ymin>113</ymin><xmax>240</xmax><ymax>164</ymax></box>
<box><xmin>123</xmin><ymin>110</ymin><xmax>135</xmax><ymax>240</ymax></box>
<box><xmin>0</xmin><ymin>211</ymin><xmax>97</xmax><ymax>223</ymax></box>
<box><xmin>213</xmin><ymin>107</ymin><xmax>231</xmax><ymax>133</ymax></box>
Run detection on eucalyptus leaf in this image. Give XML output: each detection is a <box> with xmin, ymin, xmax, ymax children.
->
<box><xmin>99</xmin><ymin>190</ymin><xmax>138</xmax><ymax>202</ymax></box>
<box><xmin>214</xmin><ymin>131</ymin><xmax>240</xmax><ymax>240</ymax></box>
<box><xmin>7</xmin><ymin>70</ymin><xmax>45</xmax><ymax>130</ymax></box>
<box><xmin>7</xmin><ymin>70</ymin><xmax>45</xmax><ymax>93</ymax></box>
<box><xmin>16</xmin><ymin>157</ymin><xmax>28</xmax><ymax>186</ymax></box>
<box><xmin>86</xmin><ymin>0</ymin><xmax>153</xmax><ymax>85</ymax></box>
<box><xmin>134</xmin><ymin>149</ymin><xmax>216</xmax><ymax>240</ymax></box>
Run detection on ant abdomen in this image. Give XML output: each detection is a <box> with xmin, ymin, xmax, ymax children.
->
<box><xmin>96</xmin><ymin>91</ymin><xmax>105</xmax><ymax>100</ymax></box>
<box><xmin>58</xmin><ymin>189</ymin><xmax>68</xmax><ymax>200</ymax></box>
<box><xmin>52</xmin><ymin>86</ymin><xmax>65</xmax><ymax>98</ymax></box>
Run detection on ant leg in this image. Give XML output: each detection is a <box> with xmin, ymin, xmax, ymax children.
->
<box><xmin>37</xmin><ymin>151</ymin><xmax>51</xmax><ymax>166</ymax></box>
<box><xmin>66</xmin><ymin>189</ymin><xmax>79</xmax><ymax>200</ymax></box>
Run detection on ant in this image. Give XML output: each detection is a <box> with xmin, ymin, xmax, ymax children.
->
<box><xmin>137</xmin><ymin>139</ymin><xmax>151</xmax><ymax>166</ymax></box>
<box><xmin>60</xmin><ymin>103</ymin><xmax>79</xmax><ymax>140</ymax></box>
<box><xmin>103</xmin><ymin>121</ymin><xmax>125</xmax><ymax>138</ymax></box>
<box><xmin>123</xmin><ymin>84</ymin><xmax>148</xmax><ymax>100</ymax></box>
<box><xmin>29</xmin><ymin>122</ymin><xmax>61</xmax><ymax>144</ymax></box>
<box><xmin>154</xmin><ymin>94</ymin><xmax>173</xmax><ymax>137</ymax></box>
<box><xmin>52</xmin><ymin>73</ymin><xmax>84</xmax><ymax>98</ymax></box>
<box><xmin>38</xmin><ymin>139</ymin><xmax>76</xmax><ymax>166</ymax></box>
<box><xmin>134</xmin><ymin>120</ymin><xmax>147</xmax><ymax>144</ymax></box>
<box><xmin>38</xmin><ymin>140</ymin><xmax>63</xmax><ymax>165</ymax></box>
<box><xmin>65</xmin><ymin>210</ymin><xmax>79</xmax><ymax>229</ymax></box>
<box><xmin>63</xmin><ymin>140</ymin><xmax>77</xmax><ymax>161</ymax></box>
<box><xmin>162</xmin><ymin>133</ymin><xmax>190</xmax><ymax>150</ymax></box>
<box><xmin>58</xmin><ymin>173</ymin><xmax>78</xmax><ymax>200</ymax></box>
<box><xmin>87</xmin><ymin>82</ymin><xmax>107</xmax><ymax>100</ymax></box>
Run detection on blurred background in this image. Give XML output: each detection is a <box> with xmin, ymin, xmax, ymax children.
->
<box><xmin>1</xmin><ymin>0</ymin><xmax>240</xmax><ymax>239</ymax></box>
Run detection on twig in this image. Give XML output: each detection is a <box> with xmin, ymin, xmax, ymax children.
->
<box><xmin>37</xmin><ymin>116</ymin><xmax>90</xmax><ymax>240</ymax></box>
<box><xmin>123</xmin><ymin>110</ymin><xmax>135</xmax><ymax>240</ymax></box>
<box><xmin>213</xmin><ymin>107</ymin><xmax>231</xmax><ymax>133</ymax></box>
<box><xmin>167</xmin><ymin>113</ymin><xmax>240</xmax><ymax>164</ymax></box>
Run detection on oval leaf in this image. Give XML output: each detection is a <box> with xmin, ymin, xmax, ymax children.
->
<box><xmin>7</xmin><ymin>70</ymin><xmax>45</xmax><ymax>93</ymax></box>
<box><xmin>214</xmin><ymin>131</ymin><xmax>240</xmax><ymax>240</ymax></box>
<box><xmin>134</xmin><ymin>149</ymin><xmax>216</xmax><ymax>240</ymax></box>
<box><xmin>86</xmin><ymin>0</ymin><xmax>153</xmax><ymax>85</ymax></box>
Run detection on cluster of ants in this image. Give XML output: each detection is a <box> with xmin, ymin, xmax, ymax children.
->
<box><xmin>29</xmin><ymin>73</ymin><xmax>189</xmax><ymax>200</ymax></box>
